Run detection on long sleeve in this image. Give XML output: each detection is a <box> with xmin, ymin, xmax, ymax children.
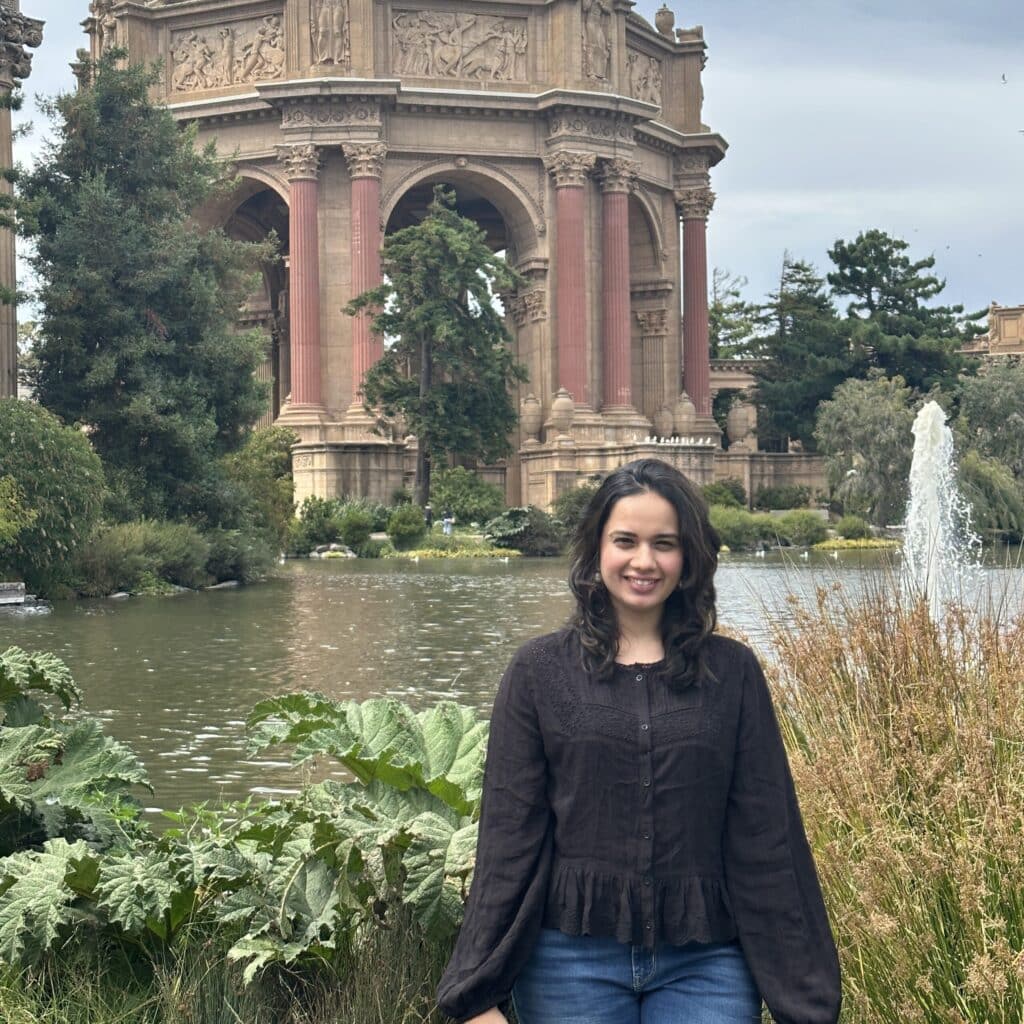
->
<box><xmin>723</xmin><ymin>649</ymin><xmax>841</xmax><ymax>1024</ymax></box>
<box><xmin>437</xmin><ymin>647</ymin><xmax>554</xmax><ymax>1022</ymax></box>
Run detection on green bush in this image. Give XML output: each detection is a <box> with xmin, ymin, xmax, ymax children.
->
<box><xmin>337</xmin><ymin>503</ymin><xmax>375</xmax><ymax>549</ymax></box>
<box><xmin>703</xmin><ymin>479</ymin><xmax>746</xmax><ymax>509</ymax></box>
<box><xmin>484</xmin><ymin>506</ymin><xmax>562</xmax><ymax>556</ymax></box>
<box><xmin>387</xmin><ymin>504</ymin><xmax>428</xmax><ymax>550</ymax></box>
<box><xmin>708</xmin><ymin>505</ymin><xmax>776</xmax><ymax>550</ymax></box>
<box><xmin>958</xmin><ymin>449</ymin><xmax>1024</xmax><ymax>542</ymax></box>
<box><xmin>430</xmin><ymin>467</ymin><xmax>505</xmax><ymax>525</ymax></box>
<box><xmin>287</xmin><ymin>496</ymin><xmax>344</xmax><ymax>556</ymax></box>
<box><xmin>753</xmin><ymin>484</ymin><xmax>812</xmax><ymax>510</ymax></box>
<box><xmin>73</xmin><ymin>520</ymin><xmax>211</xmax><ymax>595</ymax></box>
<box><xmin>0</xmin><ymin>399</ymin><xmax>106</xmax><ymax>595</ymax></box>
<box><xmin>221</xmin><ymin>426</ymin><xmax>298</xmax><ymax>548</ymax></box>
<box><xmin>354</xmin><ymin>537</ymin><xmax>389</xmax><ymax>559</ymax></box>
<box><xmin>774</xmin><ymin>509</ymin><xmax>829</xmax><ymax>547</ymax></box>
<box><xmin>0</xmin><ymin>475</ymin><xmax>36</xmax><ymax>548</ymax></box>
<box><xmin>551</xmin><ymin>483</ymin><xmax>600</xmax><ymax>537</ymax></box>
<box><xmin>204</xmin><ymin>527</ymin><xmax>275</xmax><ymax>583</ymax></box>
<box><xmin>836</xmin><ymin>514</ymin><xmax>872</xmax><ymax>540</ymax></box>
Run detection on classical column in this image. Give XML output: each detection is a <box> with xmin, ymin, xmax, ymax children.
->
<box><xmin>597</xmin><ymin>159</ymin><xmax>638</xmax><ymax>410</ymax></box>
<box><xmin>676</xmin><ymin>185</ymin><xmax>715</xmax><ymax>419</ymax></box>
<box><xmin>342</xmin><ymin>142</ymin><xmax>386</xmax><ymax>403</ymax></box>
<box><xmin>636</xmin><ymin>308</ymin><xmax>669</xmax><ymax>420</ymax></box>
<box><xmin>276</xmin><ymin>143</ymin><xmax>325</xmax><ymax>417</ymax></box>
<box><xmin>0</xmin><ymin>4</ymin><xmax>43</xmax><ymax>399</ymax></box>
<box><xmin>544</xmin><ymin>151</ymin><xmax>595</xmax><ymax>409</ymax></box>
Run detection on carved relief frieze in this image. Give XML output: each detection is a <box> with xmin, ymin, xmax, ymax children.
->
<box><xmin>508</xmin><ymin>290</ymin><xmax>547</xmax><ymax>327</ymax></box>
<box><xmin>547</xmin><ymin>113</ymin><xmax>634</xmax><ymax>147</ymax></box>
<box><xmin>627</xmin><ymin>50</ymin><xmax>662</xmax><ymax>106</ymax></box>
<box><xmin>392</xmin><ymin>11</ymin><xmax>528</xmax><ymax>81</ymax></box>
<box><xmin>544</xmin><ymin>151</ymin><xmax>596</xmax><ymax>188</ymax></box>
<box><xmin>311</xmin><ymin>0</ymin><xmax>350</xmax><ymax>68</ymax></box>
<box><xmin>91</xmin><ymin>0</ymin><xmax>120</xmax><ymax>56</ymax></box>
<box><xmin>170</xmin><ymin>15</ymin><xmax>284</xmax><ymax>94</ymax></box>
<box><xmin>282</xmin><ymin>101</ymin><xmax>382</xmax><ymax>129</ymax></box>
<box><xmin>581</xmin><ymin>0</ymin><xmax>612</xmax><ymax>81</ymax></box>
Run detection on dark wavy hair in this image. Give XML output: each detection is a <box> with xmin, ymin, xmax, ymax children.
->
<box><xmin>568</xmin><ymin>459</ymin><xmax>721</xmax><ymax>686</ymax></box>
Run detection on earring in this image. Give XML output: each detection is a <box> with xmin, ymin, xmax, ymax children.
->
<box><xmin>594</xmin><ymin>570</ymin><xmax>603</xmax><ymax>586</ymax></box>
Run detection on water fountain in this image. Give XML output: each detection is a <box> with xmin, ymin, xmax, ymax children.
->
<box><xmin>903</xmin><ymin>400</ymin><xmax>981</xmax><ymax>620</ymax></box>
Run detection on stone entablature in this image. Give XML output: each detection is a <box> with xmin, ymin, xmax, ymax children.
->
<box><xmin>963</xmin><ymin>302</ymin><xmax>1024</xmax><ymax>358</ymax></box>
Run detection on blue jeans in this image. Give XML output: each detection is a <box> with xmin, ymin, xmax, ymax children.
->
<box><xmin>511</xmin><ymin>929</ymin><xmax>762</xmax><ymax>1024</ymax></box>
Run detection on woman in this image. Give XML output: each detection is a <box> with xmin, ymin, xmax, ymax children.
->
<box><xmin>437</xmin><ymin>459</ymin><xmax>841</xmax><ymax>1024</ymax></box>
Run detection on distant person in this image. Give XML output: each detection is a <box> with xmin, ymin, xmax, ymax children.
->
<box><xmin>424</xmin><ymin>503</ymin><xmax>433</xmax><ymax>529</ymax></box>
<box><xmin>442</xmin><ymin>510</ymin><xmax>455</xmax><ymax>536</ymax></box>
<box><xmin>437</xmin><ymin>458</ymin><xmax>840</xmax><ymax>1024</ymax></box>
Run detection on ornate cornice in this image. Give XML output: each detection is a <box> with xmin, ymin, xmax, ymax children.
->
<box><xmin>543</xmin><ymin>151</ymin><xmax>596</xmax><ymax>188</ymax></box>
<box><xmin>547</xmin><ymin>111</ymin><xmax>635</xmax><ymax>148</ymax></box>
<box><xmin>276</xmin><ymin>143</ymin><xmax>321</xmax><ymax>181</ymax></box>
<box><xmin>597</xmin><ymin>157</ymin><xmax>639</xmax><ymax>194</ymax></box>
<box><xmin>674</xmin><ymin>185</ymin><xmax>715</xmax><ymax>220</ymax></box>
<box><xmin>0</xmin><ymin>9</ymin><xmax>44</xmax><ymax>87</ymax></box>
<box><xmin>342</xmin><ymin>141</ymin><xmax>387</xmax><ymax>179</ymax></box>
<box><xmin>282</xmin><ymin>99</ymin><xmax>382</xmax><ymax>130</ymax></box>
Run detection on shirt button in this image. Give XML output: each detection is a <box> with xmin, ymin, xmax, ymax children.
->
<box><xmin>643</xmin><ymin>876</ymin><xmax>653</xmax><ymax>887</ymax></box>
<box><xmin>635</xmin><ymin>673</ymin><xmax>644</xmax><ymax>682</ymax></box>
<box><xmin>641</xmin><ymin>778</ymin><xmax>651</xmax><ymax>787</ymax></box>
<box><xmin>641</xmin><ymin>831</ymin><xmax>650</xmax><ymax>840</ymax></box>
<box><xmin>640</xmin><ymin>722</ymin><xmax>649</xmax><ymax>731</ymax></box>
<box><xmin>645</xmin><ymin>922</ymin><xmax>653</xmax><ymax>931</ymax></box>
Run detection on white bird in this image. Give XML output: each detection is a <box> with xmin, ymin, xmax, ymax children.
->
<box><xmin>754</xmin><ymin>547</ymin><xmax>766</xmax><ymax>558</ymax></box>
<box><xmin>830</xmin><ymin>550</ymin><xmax>839</xmax><ymax>560</ymax></box>
<box><xmin>799</xmin><ymin>550</ymin><xmax>810</xmax><ymax>561</ymax></box>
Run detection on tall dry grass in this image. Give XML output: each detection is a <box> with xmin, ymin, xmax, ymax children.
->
<box><xmin>766</xmin><ymin>581</ymin><xmax>1024</xmax><ymax>1023</ymax></box>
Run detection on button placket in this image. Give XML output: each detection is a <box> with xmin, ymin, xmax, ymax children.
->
<box><xmin>636</xmin><ymin>669</ymin><xmax>656</xmax><ymax>947</ymax></box>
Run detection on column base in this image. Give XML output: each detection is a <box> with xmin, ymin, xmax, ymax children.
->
<box><xmin>601</xmin><ymin>406</ymin><xmax>653</xmax><ymax>444</ymax></box>
<box><xmin>276</xmin><ymin>402</ymin><xmax>327</xmax><ymax>444</ymax></box>
<box><xmin>567</xmin><ymin>404</ymin><xmax>607</xmax><ymax>444</ymax></box>
<box><xmin>694</xmin><ymin>415</ymin><xmax>724</xmax><ymax>448</ymax></box>
<box><xmin>330</xmin><ymin>402</ymin><xmax>394</xmax><ymax>443</ymax></box>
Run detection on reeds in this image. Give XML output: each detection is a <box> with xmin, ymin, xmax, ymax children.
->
<box><xmin>766</xmin><ymin>579</ymin><xmax>1024</xmax><ymax>1022</ymax></box>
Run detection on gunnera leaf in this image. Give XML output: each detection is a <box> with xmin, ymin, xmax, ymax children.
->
<box><xmin>0</xmin><ymin>648</ymin><xmax>81</xmax><ymax>718</ymax></box>
<box><xmin>94</xmin><ymin>848</ymin><xmax>186</xmax><ymax>936</ymax></box>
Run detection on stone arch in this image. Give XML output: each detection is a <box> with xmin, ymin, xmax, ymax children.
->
<box><xmin>192</xmin><ymin>165</ymin><xmax>290</xmax><ymax>230</ymax></box>
<box><xmin>382</xmin><ymin>158</ymin><xmax>544</xmax><ymax>264</ymax></box>
<box><xmin>628</xmin><ymin>188</ymin><xmax>665</xmax><ymax>278</ymax></box>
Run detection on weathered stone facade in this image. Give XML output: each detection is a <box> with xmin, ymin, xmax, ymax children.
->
<box><xmin>963</xmin><ymin>301</ymin><xmax>1024</xmax><ymax>360</ymax></box>
<box><xmin>0</xmin><ymin>1</ymin><xmax>43</xmax><ymax>400</ymax></box>
<box><xmin>84</xmin><ymin>0</ymin><xmax>737</xmax><ymax>505</ymax></box>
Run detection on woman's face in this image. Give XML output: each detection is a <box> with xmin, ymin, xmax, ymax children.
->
<box><xmin>598</xmin><ymin>490</ymin><xmax>684</xmax><ymax>624</ymax></box>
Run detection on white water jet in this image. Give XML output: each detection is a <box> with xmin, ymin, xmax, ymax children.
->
<box><xmin>903</xmin><ymin>400</ymin><xmax>981</xmax><ymax>620</ymax></box>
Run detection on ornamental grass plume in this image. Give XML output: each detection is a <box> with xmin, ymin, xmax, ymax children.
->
<box><xmin>766</xmin><ymin>580</ymin><xmax>1024</xmax><ymax>1023</ymax></box>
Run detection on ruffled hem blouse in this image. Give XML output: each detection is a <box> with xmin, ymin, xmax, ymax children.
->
<box><xmin>436</xmin><ymin>629</ymin><xmax>841</xmax><ymax>1024</ymax></box>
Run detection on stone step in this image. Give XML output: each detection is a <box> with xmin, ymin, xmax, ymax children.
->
<box><xmin>0</xmin><ymin>582</ymin><xmax>26</xmax><ymax>606</ymax></box>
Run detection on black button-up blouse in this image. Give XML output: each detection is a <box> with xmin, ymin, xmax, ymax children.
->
<box><xmin>436</xmin><ymin>629</ymin><xmax>841</xmax><ymax>1024</ymax></box>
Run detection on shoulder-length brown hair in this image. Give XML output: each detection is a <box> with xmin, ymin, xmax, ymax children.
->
<box><xmin>568</xmin><ymin>458</ymin><xmax>720</xmax><ymax>686</ymax></box>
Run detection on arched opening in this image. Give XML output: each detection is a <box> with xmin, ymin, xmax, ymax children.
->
<box><xmin>222</xmin><ymin>184</ymin><xmax>290</xmax><ymax>424</ymax></box>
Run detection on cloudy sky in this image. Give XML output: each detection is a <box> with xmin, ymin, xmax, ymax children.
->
<box><xmin>15</xmin><ymin>0</ymin><xmax>1024</xmax><ymax>316</ymax></box>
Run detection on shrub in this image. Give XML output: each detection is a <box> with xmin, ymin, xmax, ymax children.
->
<box><xmin>551</xmin><ymin>483</ymin><xmax>600</xmax><ymax>537</ymax></box>
<box><xmin>353</xmin><ymin>537</ymin><xmax>389</xmax><ymax>559</ymax></box>
<box><xmin>836</xmin><ymin>514</ymin><xmax>872</xmax><ymax>540</ymax></box>
<box><xmin>773</xmin><ymin>509</ymin><xmax>829</xmax><ymax>547</ymax></box>
<box><xmin>337</xmin><ymin>503</ymin><xmax>375</xmax><ymax>549</ymax></box>
<box><xmin>0</xmin><ymin>476</ymin><xmax>36</xmax><ymax>548</ymax></box>
<box><xmin>430</xmin><ymin>467</ymin><xmax>505</xmax><ymax>525</ymax></box>
<box><xmin>204</xmin><ymin>527</ymin><xmax>275</xmax><ymax>583</ymax></box>
<box><xmin>753</xmin><ymin>484</ymin><xmax>812</xmax><ymax>510</ymax></box>
<box><xmin>484</xmin><ymin>506</ymin><xmax>562</xmax><ymax>556</ymax></box>
<box><xmin>958</xmin><ymin>449</ymin><xmax>1024</xmax><ymax>542</ymax></box>
<box><xmin>73</xmin><ymin>520</ymin><xmax>211</xmax><ymax>595</ymax></box>
<box><xmin>0</xmin><ymin>399</ymin><xmax>105</xmax><ymax>595</ymax></box>
<box><xmin>387</xmin><ymin>504</ymin><xmax>427</xmax><ymax>550</ymax></box>
<box><xmin>703</xmin><ymin>478</ymin><xmax>747</xmax><ymax>509</ymax></box>
<box><xmin>287</xmin><ymin>496</ymin><xmax>344</xmax><ymax>555</ymax></box>
<box><xmin>708</xmin><ymin>506</ymin><xmax>776</xmax><ymax>550</ymax></box>
<box><xmin>221</xmin><ymin>426</ymin><xmax>298</xmax><ymax>548</ymax></box>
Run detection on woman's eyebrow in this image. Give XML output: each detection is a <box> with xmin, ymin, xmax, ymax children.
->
<box><xmin>608</xmin><ymin>530</ymin><xmax>680</xmax><ymax>540</ymax></box>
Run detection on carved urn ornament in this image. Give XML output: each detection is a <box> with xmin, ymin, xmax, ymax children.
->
<box><xmin>519</xmin><ymin>393</ymin><xmax>543</xmax><ymax>443</ymax></box>
<box><xmin>550</xmin><ymin>388</ymin><xmax>576</xmax><ymax>437</ymax></box>
<box><xmin>672</xmin><ymin>391</ymin><xmax>697</xmax><ymax>435</ymax></box>
<box><xmin>653</xmin><ymin>405</ymin><xmax>674</xmax><ymax>440</ymax></box>
<box><xmin>654</xmin><ymin>5</ymin><xmax>676</xmax><ymax>37</ymax></box>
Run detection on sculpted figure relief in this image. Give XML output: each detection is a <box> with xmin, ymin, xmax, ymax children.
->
<box><xmin>392</xmin><ymin>11</ymin><xmax>527</xmax><ymax>81</ymax></box>
<box><xmin>171</xmin><ymin>16</ymin><xmax>284</xmax><ymax>92</ymax></box>
<box><xmin>91</xmin><ymin>0</ymin><xmax>119</xmax><ymax>54</ymax></box>
<box><xmin>627</xmin><ymin>51</ymin><xmax>662</xmax><ymax>105</ymax></box>
<box><xmin>581</xmin><ymin>0</ymin><xmax>612</xmax><ymax>80</ymax></box>
<box><xmin>312</xmin><ymin>0</ymin><xmax>350</xmax><ymax>67</ymax></box>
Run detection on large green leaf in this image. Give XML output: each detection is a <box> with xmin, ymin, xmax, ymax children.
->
<box><xmin>401</xmin><ymin>811</ymin><xmax>478</xmax><ymax>941</ymax></box>
<box><xmin>95</xmin><ymin>848</ymin><xmax>185</xmax><ymax>935</ymax></box>
<box><xmin>248</xmin><ymin>695</ymin><xmax>488</xmax><ymax>815</ymax></box>
<box><xmin>0</xmin><ymin>839</ymin><xmax>97</xmax><ymax>965</ymax></box>
<box><xmin>0</xmin><ymin>648</ymin><xmax>80</xmax><ymax>718</ymax></box>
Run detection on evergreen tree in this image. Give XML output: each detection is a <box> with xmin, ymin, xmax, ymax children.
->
<box><xmin>708</xmin><ymin>267</ymin><xmax>759</xmax><ymax>359</ymax></box>
<box><xmin>956</xmin><ymin>362</ymin><xmax>1024</xmax><ymax>480</ymax></box>
<box><xmin>752</xmin><ymin>255</ymin><xmax>856</xmax><ymax>450</ymax></box>
<box><xmin>827</xmin><ymin>229</ymin><xmax>982</xmax><ymax>394</ymax></box>
<box><xmin>347</xmin><ymin>187</ymin><xmax>527</xmax><ymax>505</ymax></box>
<box><xmin>16</xmin><ymin>54</ymin><xmax>274</xmax><ymax>520</ymax></box>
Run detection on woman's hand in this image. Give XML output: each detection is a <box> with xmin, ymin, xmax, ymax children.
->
<box><xmin>463</xmin><ymin>1009</ymin><xmax>508</xmax><ymax>1024</ymax></box>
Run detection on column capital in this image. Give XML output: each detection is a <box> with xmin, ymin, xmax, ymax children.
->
<box><xmin>276</xmin><ymin>143</ymin><xmax>322</xmax><ymax>182</ymax></box>
<box><xmin>635</xmin><ymin>308</ymin><xmax>669</xmax><ymax>336</ymax></box>
<box><xmin>544</xmin><ymin>151</ymin><xmax>597</xmax><ymax>188</ymax></box>
<box><xmin>0</xmin><ymin>9</ymin><xmax>44</xmax><ymax>88</ymax></box>
<box><xmin>597</xmin><ymin>158</ymin><xmax>640</xmax><ymax>194</ymax></box>
<box><xmin>342</xmin><ymin>142</ymin><xmax>387</xmax><ymax>180</ymax></box>
<box><xmin>674</xmin><ymin>185</ymin><xmax>716</xmax><ymax>221</ymax></box>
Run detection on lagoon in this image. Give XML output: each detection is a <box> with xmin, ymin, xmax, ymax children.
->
<box><xmin>1</xmin><ymin>553</ymin><xmax>1020</xmax><ymax>815</ymax></box>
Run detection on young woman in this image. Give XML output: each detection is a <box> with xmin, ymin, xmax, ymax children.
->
<box><xmin>437</xmin><ymin>459</ymin><xmax>841</xmax><ymax>1024</ymax></box>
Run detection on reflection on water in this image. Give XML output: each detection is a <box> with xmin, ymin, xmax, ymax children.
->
<box><xmin>0</xmin><ymin>553</ymin><xmax>1020</xmax><ymax>814</ymax></box>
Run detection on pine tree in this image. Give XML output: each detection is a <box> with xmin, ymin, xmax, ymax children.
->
<box><xmin>16</xmin><ymin>53</ymin><xmax>274</xmax><ymax>519</ymax></box>
<box><xmin>347</xmin><ymin>187</ymin><xmax>527</xmax><ymax>506</ymax></box>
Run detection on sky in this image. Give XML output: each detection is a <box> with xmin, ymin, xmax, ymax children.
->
<box><xmin>13</xmin><ymin>0</ymin><xmax>1024</xmax><ymax>317</ymax></box>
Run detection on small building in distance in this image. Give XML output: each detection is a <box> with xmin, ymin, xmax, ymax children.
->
<box><xmin>963</xmin><ymin>302</ymin><xmax>1024</xmax><ymax>360</ymax></box>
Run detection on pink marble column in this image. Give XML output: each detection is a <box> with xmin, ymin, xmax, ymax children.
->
<box><xmin>277</xmin><ymin>144</ymin><xmax>323</xmax><ymax>410</ymax></box>
<box><xmin>342</xmin><ymin>143</ymin><xmax>387</xmax><ymax>397</ymax></box>
<box><xmin>598</xmin><ymin>159</ymin><xmax>639</xmax><ymax>409</ymax></box>
<box><xmin>545</xmin><ymin>152</ymin><xmax>596</xmax><ymax>407</ymax></box>
<box><xmin>677</xmin><ymin>186</ymin><xmax>716</xmax><ymax>418</ymax></box>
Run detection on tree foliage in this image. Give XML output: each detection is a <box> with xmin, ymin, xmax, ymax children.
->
<box><xmin>709</xmin><ymin>267</ymin><xmax>760</xmax><ymax>360</ymax></box>
<box><xmin>17</xmin><ymin>54</ymin><xmax>274</xmax><ymax>520</ymax></box>
<box><xmin>814</xmin><ymin>374</ymin><xmax>919</xmax><ymax>525</ymax></box>
<box><xmin>347</xmin><ymin>186</ymin><xmax>527</xmax><ymax>505</ymax></box>
<box><xmin>956</xmin><ymin>362</ymin><xmax>1024</xmax><ymax>480</ymax></box>
<box><xmin>0</xmin><ymin>399</ymin><xmax>106</xmax><ymax>595</ymax></box>
<box><xmin>827</xmin><ymin>229</ymin><xmax>981</xmax><ymax>395</ymax></box>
